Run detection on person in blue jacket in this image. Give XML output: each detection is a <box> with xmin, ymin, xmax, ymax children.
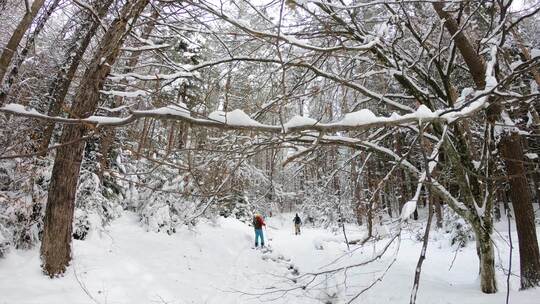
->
<box><xmin>253</xmin><ymin>214</ymin><xmax>266</xmax><ymax>247</ymax></box>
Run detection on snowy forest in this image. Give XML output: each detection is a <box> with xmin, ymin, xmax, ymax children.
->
<box><xmin>0</xmin><ymin>0</ymin><xmax>539</xmax><ymax>303</ymax></box>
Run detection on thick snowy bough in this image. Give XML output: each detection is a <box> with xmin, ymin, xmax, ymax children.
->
<box><xmin>1</xmin><ymin>96</ymin><xmax>488</xmax><ymax>134</ymax></box>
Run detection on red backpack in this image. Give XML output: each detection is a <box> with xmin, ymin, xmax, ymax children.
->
<box><xmin>253</xmin><ymin>215</ymin><xmax>264</xmax><ymax>229</ymax></box>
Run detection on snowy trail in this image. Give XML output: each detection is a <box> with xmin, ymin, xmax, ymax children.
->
<box><xmin>0</xmin><ymin>213</ymin><xmax>539</xmax><ymax>304</ymax></box>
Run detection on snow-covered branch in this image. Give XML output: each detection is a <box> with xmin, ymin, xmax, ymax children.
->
<box><xmin>1</xmin><ymin>98</ymin><xmax>488</xmax><ymax>134</ymax></box>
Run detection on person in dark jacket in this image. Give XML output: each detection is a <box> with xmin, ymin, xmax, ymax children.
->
<box><xmin>253</xmin><ymin>214</ymin><xmax>266</xmax><ymax>247</ymax></box>
<box><xmin>293</xmin><ymin>213</ymin><xmax>302</xmax><ymax>235</ymax></box>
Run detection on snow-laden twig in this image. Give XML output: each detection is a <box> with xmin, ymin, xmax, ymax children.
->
<box><xmin>303</xmin><ymin>233</ymin><xmax>400</xmax><ymax>278</ymax></box>
<box><xmin>73</xmin><ymin>264</ymin><xmax>103</xmax><ymax>304</ymax></box>
<box><xmin>72</xmin><ymin>0</ymin><xmax>108</xmax><ymax>31</ymax></box>
<box><xmin>290</xmin><ymin>132</ymin><xmax>468</xmax><ymax>216</ymax></box>
<box><xmin>346</xmin><ymin>238</ymin><xmax>401</xmax><ymax>304</ymax></box>
<box><xmin>399</xmin><ymin>125</ymin><xmax>446</xmax><ymax>220</ymax></box>
<box><xmin>178</xmin><ymin>155</ymin><xmax>247</xmax><ymax>225</ymax></box>
<box><xmin>0</xmin><ymin>133</ymin><xmax>94</xmax><ymax>159</ymax></box>
<box><xmin>189</xmin><ymin>0</ymin><xmax>381</xmax><ymax>53</ymax></box>
<box><xmin>409</xmin><ymin>124</ymin><xmax>436</xmax><ymax>304</ymax></box>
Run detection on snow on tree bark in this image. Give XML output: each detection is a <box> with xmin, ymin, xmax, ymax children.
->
<box><xmin>40</xmin><ymin>0</ymin><xmax>150</xmax><ymax>277</ymax></box>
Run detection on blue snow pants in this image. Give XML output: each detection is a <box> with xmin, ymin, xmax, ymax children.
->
<box><xmin>254</xmin><ymin>228</ymin><xmax>264</xmax><ymax>247</ymax></box>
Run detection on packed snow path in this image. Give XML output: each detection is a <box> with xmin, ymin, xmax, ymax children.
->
<box><xmin>0</xmin><ymin>213</ymin><xmax>539</xmax><ymax>304</ymax></box>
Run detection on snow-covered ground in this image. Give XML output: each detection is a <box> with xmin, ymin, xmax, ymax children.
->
<box><xmin>0</xmin><ymin>213</ymin><xmax>539</xmax><ymax>304</ymax></box>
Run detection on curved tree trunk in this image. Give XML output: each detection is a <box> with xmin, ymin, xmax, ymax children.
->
<box><xmin>40</xmin><ymin>0</ymin><xmax>150</xmax><ymax>277</ymax></box>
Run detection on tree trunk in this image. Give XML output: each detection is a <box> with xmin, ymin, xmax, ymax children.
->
<box><xmin>433</xmin><ymin>194</ymin><xmax>443</xmax><ymax>228</ymax></box>
<box><xmin>351</xmin><ymin>152</ymin><xmax>364</xmax><ymax>225</ymax></box>
<box><xmin>432</xmin><ymin>149</ymin><xmax>443</xmax><ymax>228</ymax></box>
<box><xmin>494</xmin><ymin>189</ymin><xmax>502</xmax><ymax>222</ymax></box>
<box><xmin>533</xmin><ymin>169</ymin><xmax>540</xmax><ymax>205</ymax></box>
<box><xmin>395</xmin><ymin>132</ymin><xmax>407</xmax><ymax>214</ymax></box>
<box><xmin>136</xmin><ymin>117</ymin><xmax>150</xmax><ymax>158</ymax></box>
<box><xmin>0</xmin><ymin>0</ymin><xmax>46</xmax><ymax>87</ymax></box>
<box><xmin>500</xmin><ymin>132</ymin><xmax>540</xmax><ymax>288</ymax></box>
<box><xmin>37</xmin><ymin>0</ymin><xmax>114</xmax><ymax>154</ymax></box>
<box><xmin>385</xmin><ymin>180</ymin><xmax>392</xmax><ymax>218</ymax></box>
<box><xmin>475</xmin><ymin>227</ymin><xmax>498</xmax><ymax>293</ymax></box>
<box><xmin>0</xmin><ymin>0</ymin><xmax>60</xmax><ymax>105</ymax></box>
<box><xmin>97</xmin><ymin>6</ymin><xmax>160</xmax><ymax>173</ymax></box>
<box><xmin>40</xmin><ymin>0</ymin><xmax>150</xmax><ymax>277</ymax></box>
<box><xmin>512</xmin><ymin>29</ymin><xmax>540</xmax><ymax>206</ymax></box>
<box><xmin>40</xmin><ymin>121</ymin><xmax>87</xmax><ymax>276</ymax></box>
<box><xmin>366</xmin><ymin>162</ymin><xmax>375</xmax><ymax>237</ymax></box>
<box><xmin>432</xmin><ymin>2</ymin><xmax>540</xmax><ymax>292</ymax></box>
<box><xmin>432</xmin><ymin>2</ymin><xmax>485</xmax><ymax>89</ymax></box>
<box><xmin>404</xmin><ymin>170</ymin><xmax>418</xmax><ymax>220</ymax></box>
<box><xmin>146</xmin><ymin>119</ymin><xmax>156</xmax><ymax>157</ymax></box>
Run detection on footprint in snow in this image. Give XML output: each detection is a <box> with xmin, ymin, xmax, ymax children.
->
<box><xmin>257</xmin><ymin>246</ymin><xmax>300</xmax><ymax>277</ymax></box>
